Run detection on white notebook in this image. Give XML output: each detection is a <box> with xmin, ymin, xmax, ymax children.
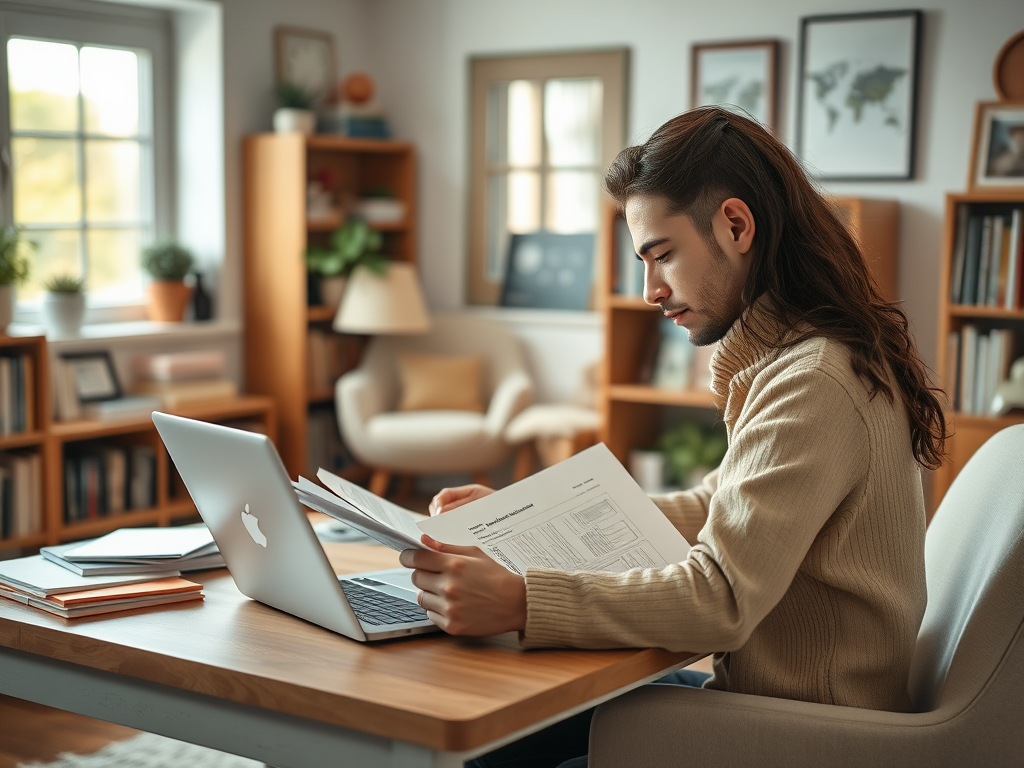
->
<box><xmin>62</xmin><ymin>527</ymin><xmax>216</xmax><ymax>563</ymax></box>
<box><xmin>0</xmin><ymin>556</ymin><xmax>167</xmax><ymax>597</ymax></box>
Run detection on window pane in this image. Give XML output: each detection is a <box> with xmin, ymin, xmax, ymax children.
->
<box><xmin>8</xmin><ymin>39</ymin><xmax>79</xmax><ymax>133</ymax></box>
<box><xmin>487</xmin><ymin>80</ymin><xmax>541</xmax><ymax>167</ymax></box>
<box><xmin>81</xmin><ymin>47</ymin><xmax>140</xmax><ymax>137</ymax></box>
<box><xmin>86</xmin><ymin>141</ymin><xmax>141</xmax><ymax>222</ymax></box>
<box><xmin>545</xmin><ymin>171</ymin><xmax>599</xmax><ymax>233</ymax></box>
<box><xmin>12</xmin><ymin>137</ymin><xmax>81</xmax><ymax>223</ymax></box>
<box><xmin>20</xmin><ymin>229</ymin><xmax>82</xmax><ymax>302</ymax></box>
<box><xmin>544</xmin><ymin>78</ymin><xmax>602</xmax><ymax>167</ymax></box>
<box><xmin>88</xmin><ymin>228</ymin><xmax>143</xmax><ymax>302</ymax></box>
<box><xmin>486</xmin><ymin>171</ymin><xmax>541</xmax><ymax>281</ymax></box>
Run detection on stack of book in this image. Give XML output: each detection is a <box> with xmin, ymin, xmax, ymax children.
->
<box><xmin>949</xmin><ymin>207</ymin><xmax>1024</xmax><ymax>309</ymax></box>
<box><xmin>946</xmin><ymin>326</ymin><xmax>1015</xmax><ymax>416</ymax></box>
<box><xmin>131</xmin><ymin>351</ymin><xmax>237</xmax><ymax>408</ymax></box>
<box><xmin>0</xmin><ymin>527</ymin><xmax>219</xmax><ymax>618</ymax></box>
<box><xmin>0</xmin><ymin>450</ymin><xmax>43</xmax><ymax>538</ymax></box>
<box><xmin>0</xmin><ymin>351</ymin><xmax>36</xmax><ymax>435</ymax></box>
<box><xmin>63</xmin><ymin>444</ymin><xmax>157</xmax><ymax>520</ymax></box>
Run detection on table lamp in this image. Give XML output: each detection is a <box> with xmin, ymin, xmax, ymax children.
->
<box><xmin>332</xmin><ymin>261</ymin><xmax>431</xmax><ymax>334</ymax></box>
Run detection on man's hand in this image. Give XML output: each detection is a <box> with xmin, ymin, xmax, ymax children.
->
<box><xmin>399</xmin><ymin>534</ymin><xmax>526</xmax><ymax>636</ymax></box>
<box><xmin>428</xmin><ymin>484</ymin><xmax>495</xmax><ymax>516</ymax></box>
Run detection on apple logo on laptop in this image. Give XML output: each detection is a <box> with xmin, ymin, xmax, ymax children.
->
<box><xmin>241</xmin><ymin>503</ymin><xmax>267</xmax><ymax>547</ymax></box>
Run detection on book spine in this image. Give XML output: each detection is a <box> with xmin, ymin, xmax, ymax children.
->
<box><xmin>950</xmin><ymin>204</ymin><xmax>969</xmax><ymax>304</ymax></box>
<box><xmin>974</xmin><ymin>333</ymin><xmax>989</xmax><ymax>416</ymax></box>
<box><xmin>987</xmin><ymin>215</ymin><xmax>1005</xmax><ymax>307</ymax></box>
<box><xmin>1010</xmin><ymin>208</ymin><xmax>1024</xmax><ymax>310</ymax></box>
<box><xmin>960</xmin><ymin>324</ymin><xmax>977</xmax><ymax>415</ymax></box>
<box><xmin>961</xmin><ymin>215</ymin><xmax>983</xmax><ymax>307</ymax></box>
<box><xmin>975</xmin><ymin>216</ymin><xmax>993</xmax><ymax>306</ymax></box>
<box><xmin>945</xmin><ymin>331</ymin><xmax>960</xmax><ymax>411</ymax></box>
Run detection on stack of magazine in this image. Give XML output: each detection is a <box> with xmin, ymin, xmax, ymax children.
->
<box><xmin>0</xmin><ymin>526</ymin><xmax>222</xmax><ymax>618</ymax></box>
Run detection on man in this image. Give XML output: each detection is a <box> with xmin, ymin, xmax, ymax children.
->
<box><xmin>400</xmin><ymin>107</ymin><xmax>947</xmax><ymax>767</ymax></box>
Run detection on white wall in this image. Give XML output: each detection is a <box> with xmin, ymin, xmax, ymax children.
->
<box><xmin>365</xmin><ymin>0</ymin><xmax>1024</xmax><ymax>398</ymax></box>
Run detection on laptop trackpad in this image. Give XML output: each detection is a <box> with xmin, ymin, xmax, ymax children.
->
<box><xmin>346</xmin><ymin>571</ymin><xmax>418</xmax><ymax>603</ymax></box>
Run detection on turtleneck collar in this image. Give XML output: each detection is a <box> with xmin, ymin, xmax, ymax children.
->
<box><xmin>709</xmin><ymin>295</ymin><xmax>788</xmax><ymax>412</ymax></box>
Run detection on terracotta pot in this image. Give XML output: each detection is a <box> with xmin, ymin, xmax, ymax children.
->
<box><xmin>147</xmin><ymin>280</ymin><xmax>192</xmax><ymax>322</ymax></box>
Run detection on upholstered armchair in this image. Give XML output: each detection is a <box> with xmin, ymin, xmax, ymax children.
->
<box><xmin>589</xmin><ymin>425</ymin><xmax>1024</xmax><ymax>767</ymax></box>
<box><xmin>335</xmin><ymin>313</ymin><xmax>533</xmax><ymax>496</ymax></box>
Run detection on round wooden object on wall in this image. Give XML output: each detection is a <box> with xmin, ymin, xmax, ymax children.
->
<box><xmin>993</xmin><ymin>29</ymin><xmax>1024</xmax><ymax>100</ymax></box>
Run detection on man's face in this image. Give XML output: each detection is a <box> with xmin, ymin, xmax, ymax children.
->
<box><xmin>624</xmin><ymin>193</ymin><xmax>752</xmax><ymax>347</ymax></box>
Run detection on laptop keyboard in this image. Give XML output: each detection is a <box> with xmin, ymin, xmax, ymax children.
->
<box><xmin>340</xmin><ymin>579</ymin><xmax>429</xmax><ymax>626</ymax></box>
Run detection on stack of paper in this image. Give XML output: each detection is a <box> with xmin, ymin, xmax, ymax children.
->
<box><xmin>42</xmin><ymin>527</ymin><xmax>224</xmax><ymax>576</ymax></box>
<box><xmin>0</xmin><ymin>556</ymin><xmax>204</xmax><ymax>618</ymax></box>
<box><xmin>294</xmin><ymin>443</ymin><xmax>692</xmax><ymax>576</ymax></box>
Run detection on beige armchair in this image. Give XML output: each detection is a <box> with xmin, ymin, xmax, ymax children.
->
<box><xmin>589</xmin><ymin>425</ymin><xmax>1024</xmax><ymax>767</ymax></box>
<box><xmin>335</xmin><ymin>313</ymin><xmax>532</xmax><ymax>496</ymax></box>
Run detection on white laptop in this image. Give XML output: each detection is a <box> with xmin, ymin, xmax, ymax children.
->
<box><xmin>152</xmin><ymin>412</ymin><xmax>438</xmax><ymax>642</ymax></box>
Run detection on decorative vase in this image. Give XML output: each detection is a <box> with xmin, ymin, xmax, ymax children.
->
<box><xmin>319</xmin><ymin>276</ymin><xmax>348</xmax><ymax>310</ymax></box>
<box><xmin>191</xmin><ymin>273</ymin><xmax>214</xmax><ymax>321</ymax></box>
<box><xmin>42</xmin><ymin>292</ymin><xmax>86</xmax><ymax>337</ymax></box>
<box><xmin>147</xmin><ymin>281</ymin><xmax>192</xmax><ymax>322</ymax></box>
<box><xmin>273</xmin><ymin>108</ymin><xmax>316</xmax><ymax>135</ymax></box>
<box><xmin>0</xmin><ymin>285</ymin><xmax>13</xmax><ymax>334</ymax></box>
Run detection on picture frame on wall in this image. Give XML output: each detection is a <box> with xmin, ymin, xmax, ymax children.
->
<box><xmin>691</xmin><ymin>39</ymin><xmax>779</xmax><ymax>129</ymax></box>
<box><xmin>274</xmin><ymin>26</ymin><xmax>336</xmax><ymax>105</ymax></box>
<box><xmin>796</xmin><ymin>10</ymin><xmax>922</xmax><ymax>181</ymax></box>
<box><xmin>969</xmin><ymin>101</ymin><xmax>1024</xmax><ymax>191</ymax></box>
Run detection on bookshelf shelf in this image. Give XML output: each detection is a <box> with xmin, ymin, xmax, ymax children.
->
<box><xmin>0</xmin><ymin>431</ymin><xmax>46</xmax><ymax>451</ymax></box>
<box><xmin>608</xmin><ymin>384</ymin><xmax>717</xmax><ymax>408</ymax></box>
<box><xmin>0</xmin><ymin>532</ymin><xmax>47</xmax><ymax>550</ymax></box>
<box><xmin>306</xmin><ymin>306</ymin><xmax>336</xmax><ymax>323</ymax></box>
<box><xmin>606</xmin><ymin>295</ymin><xmax>654</xmax><ymax>311</ymax></box>
<box><xmin>935</xmin><ymin>191</ymin><xmax>1024</xmax><ymax>505</ymax></box>
<box><xmin>58</xmin><ymin>511</ymin><xmax>162</xmax><ymax>541</ymax></box>
<box><xmin>307</xmin><ymin>389</ymin><xmax>335</xmax><ymax>405</ymax></box>
<box><xmin>165</xmin><ymin>499</ymin><xmax>198</xmax><ymax>519</ymax></box>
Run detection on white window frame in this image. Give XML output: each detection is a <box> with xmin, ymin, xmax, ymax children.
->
<box><xmin>0</xmin><ymin>0</ymin><xmax>173</xmax><ymax>324</ymax></box>
<box><xmin>467</xmin><ymin>49</ymin><xmax>629</xmax><ymax>307</ymax></box>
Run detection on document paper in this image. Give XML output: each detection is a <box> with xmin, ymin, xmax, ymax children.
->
<box><xmin>417</xmin><ymin>444</ymin><xmax>690</xmax><ymax>575</ymax></box>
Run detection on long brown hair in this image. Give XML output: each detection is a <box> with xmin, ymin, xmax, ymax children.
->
<box><xmin>605</xmin><ymin>107</ymin><xmax>946</xmax><ymax>469</ymax></box>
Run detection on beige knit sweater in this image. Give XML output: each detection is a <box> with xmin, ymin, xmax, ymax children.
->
<box><xmin>522</xmin><ymin>305</ymin><xmax>928</xmax><ymax>712</ymax></box>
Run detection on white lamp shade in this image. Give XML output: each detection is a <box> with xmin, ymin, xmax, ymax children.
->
<box><xmin>332</xmin><ymin>262</ymin><xmax>431</xmax><ymax>334</ymax></box>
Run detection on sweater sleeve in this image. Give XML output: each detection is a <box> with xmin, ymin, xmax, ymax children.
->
<box><xmin>649</xmin><ymin>468</ymin><xmax>719</xmax><ymax>544</ymax></box>
<box><xmin>521</xmin><ymin>363</ymin><xmax>869</xmax><ymax>652</ymax></box>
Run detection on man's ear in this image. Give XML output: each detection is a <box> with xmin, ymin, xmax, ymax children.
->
<box><xmin>714</xmin><ymin>198</ymin><xmax>755</xmax><ymax>256</ymax></box>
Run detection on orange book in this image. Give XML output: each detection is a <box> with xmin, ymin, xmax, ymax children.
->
<box><xmin>50</xmin><ymin>577</ymin><xmax>202</xmax><ymax>607</ymax></box>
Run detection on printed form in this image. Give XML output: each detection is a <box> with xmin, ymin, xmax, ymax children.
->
<box><xmin>417</xmin><ymin>444</ymin><xmax>691</xmax><ymax>575</ymax></box>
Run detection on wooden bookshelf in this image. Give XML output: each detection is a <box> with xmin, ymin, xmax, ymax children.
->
<box><xmin>934</xmin><ymin>190</ymin><xmax>1024</xmax><ymax>505</ymax></box>
<box><xmin>242</xmin><ymin>133</ymin><xmax>417</xmax><ymax>480</ymax></box>
<box><xmin>598</xmin><ymin>197</ymin><xmax>899</xmax><ymax>467</ymax></box>
<box><xmin>0</xmin><ymin>335</ymin><xmax>277</xmax><ymax>553</ymax></box>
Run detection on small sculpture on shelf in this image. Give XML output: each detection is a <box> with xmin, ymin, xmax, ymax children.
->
<box><xmin>319</xmin><ymin>71</ymin><xmax>391</xmax><ymax>139</ymax></box>
<box><xmin>992</xmin><ymin>357</ymin><xmax>1024</xmax><ymax>416</ymax></box>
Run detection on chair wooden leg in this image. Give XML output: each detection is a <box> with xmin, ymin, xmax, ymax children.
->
<box><xmin>512</xmin><ymin>443</ymin><xmax>536</xmax><ymax>482</ymax></box>
<box><xmin>370</xmin><ymin>469</ymin><xmax>391</xmax><ymax>497</ymax></box>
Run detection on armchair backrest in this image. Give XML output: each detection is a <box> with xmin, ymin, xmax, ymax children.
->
<box><xmin>908</xmin><ymin>425</ymin><xmax>1024</xmax><ymax>714</ymax></box>
<box><xmin>359</xmin><ymin>313</ymin><xmax>528</xmax><ymax>410</ymax></box>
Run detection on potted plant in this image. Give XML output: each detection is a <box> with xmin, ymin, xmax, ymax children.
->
<box><xmin>0</xmin><ymin>225</ymin><xmax>32</xmax><ymax>333</ymax></box>
<box><xmin>305</xmin><ymin>218</ymin><xmax>388</xmax><ymax>308</ymax></box>
<box><xmin>273</xmin><ymin>81</ymin><xmax>316</xmax><ymax>135</ymax></box>
<box><xmin>41</xmin><ymin>273</ymin><xmax>87</xmax><ymax>337</ymax></box>
<box><xmin>142</xmin><ymin>240</ymin><xmax>194</xmax><ymax>322</ymax></box>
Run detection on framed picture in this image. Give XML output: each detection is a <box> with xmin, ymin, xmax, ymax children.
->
<box><xmin>499</xmin><ymin>232</ymin><xmax>595</xmax><ymax>311</ymax></box>
<box><xmin>274</xmin><ymin>26</ymin><xmax>336</xmax><ymax>105</ymax></box>
<box><xmin>969</xmin><ymin>101</ymin><xmax>1024</xmax><ymax>191</ymax></box>
<box><xmin>796</xmin><ymin>10</ymin><xmax>922</xmax><ymax>180</ymax></box>
<box><xmin>61</xmin><ymin>351</ymin><xmax>121</xmax><ymax>403</ymax></box>
<box><xmin>691</xmin><ymin>39</ymin><xmax>779</xmax><ymax>129</ymax></box>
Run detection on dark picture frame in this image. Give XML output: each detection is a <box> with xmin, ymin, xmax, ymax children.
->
<box><xmin>969</xmin><ymin>101</ymin><xmax>1024</xmax><ymax>191</ymax></box>
<box><xmin>499</xmin><ymin>232</ymin><xmax>595</xmax><ymax>311</ymax></box>
<box><xmin>796</xmin><ymin>10</ymin><xmax>922</xmax><ymax>180</ymax></box>
<box><xmin>691</xmin><ymin>39</ymin><xmax>779</xmax><ymax>129</ymax></box>
<box><xmin>274</xmin><ymin>26</ymin><xmax>336</xmax><ymax>106</ymax></box>
<box><xmin>61</xmin><ymin>351</ymin><xmax>122</xmax><ymax>403</ymax></box>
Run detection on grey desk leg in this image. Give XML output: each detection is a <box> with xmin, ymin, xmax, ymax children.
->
<box><xmin>0</xmin><ymin>647</ymin><xmax>465</xmax><ymax>768</ymax></box>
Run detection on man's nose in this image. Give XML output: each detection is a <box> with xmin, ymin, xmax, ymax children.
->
<box><xmin>643</xmin><ymin>266</ymin><xmax>668</xmax><ymax>306</ymax></box>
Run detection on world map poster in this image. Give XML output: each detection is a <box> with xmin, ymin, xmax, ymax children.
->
<box><xmin>798</xmin><ymin>12</ymin><xmax>920</xmax><ymax>179</ymax></box>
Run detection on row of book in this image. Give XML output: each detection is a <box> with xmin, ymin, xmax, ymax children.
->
<box><xmin>0</xmin><ymin>450</ymin><xmax>43</xmax><ymax>540</ymax></box>
<box><xmin>946</xmin><ymin>325</ymin><xmax>1017</xmax><ymax>416</ymax></box>
<box><xmin>0</xmin><ymin>352</ymin><xmax>36</xmax><ymax>435</ymax></box>
<box><xmin>129</xmin><ymin>350</ymin><xmax>236</xmax><ymax>412</ymax></box>
<box><xmin>307</xmin><ymin>329</ymin><xmax>360</xmax><ymax>394</ymax></box>
<box><xmin>949</xmin><ymin>207</ymin><xmax>1024</xmax><ymax>309</ymax></box>
<box><xmin>63</xmin><ymin>444</ymin><xmax>157</xmax><ymax>522</ymax></box>
<box><xmin>0</xmin><ymin>527</ymin><xmax>219</xmax><ymax>618</ymax></box>
<box><xmin>636</xmin><ymin>317</ymin><xmax>715</xmax><ymax>391</ymax></box>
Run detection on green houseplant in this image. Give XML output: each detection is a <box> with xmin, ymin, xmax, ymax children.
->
<box><xmin>657</xmin><ymin>421</ymin><xmax>728</xmax><ymax>489</ymax></box>
<box><xmin>0</xmin><ymin>225</ymin><xmax>33</xmax><ymax>333</ymax></box>
<box><xmin>142</xmin><ymin>240</ymin><xmax>195</xmax><ymax>322</ymax></box>
<box><xmin>273</xmin><ymin>81</ymin><xmax>316</xmax><ymax>135</ymax></box>
<box><xmin>41</xmin><ymin>272</ymin><xmax>87</xmax><ymax>336</ymax></box>
<box><xmin>305</xmin><ymin>218</ymin><xmax>388</xmax><ymax>308</ymax></box>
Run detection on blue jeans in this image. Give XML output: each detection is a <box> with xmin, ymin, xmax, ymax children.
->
<box><xmin>465</xmin><ymin>668</ymin><xmax>712</xmax><ymax>768</ymax></box>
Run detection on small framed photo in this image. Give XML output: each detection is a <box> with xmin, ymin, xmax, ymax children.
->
<box><xmin>691</xmin><ymin>39</ymin><xmax>779</xmax><ymax>129</ymax></box>
<box><xmin>796</xmin><ymin>10</ymin><xmax>921</xmax><ymax>180</ymax></box>
<box><xmin>969</xmin><ymin>101</ymin><xmax>1024</xmax><ymax>191</ymax></box>
<box><xmin>61</xmin><ymin>351</ymin><xmax>121</xmax><ymax>403</ymax></box>
<box><xmin>274</xmin><ymin>26</ymin><xmax>336</xmax><ymax>105</ymax></box>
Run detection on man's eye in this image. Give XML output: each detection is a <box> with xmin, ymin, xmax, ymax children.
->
<box><xmin>653</xmin><ymin>252</ymin><xmax>669</xmax><ymax>263</ymax></box>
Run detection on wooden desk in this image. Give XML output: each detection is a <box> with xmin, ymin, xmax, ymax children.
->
<box><xmin>0</xmin><ymin>542</ymin><xmax>695</xmax><ymax>767</ymax></box>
